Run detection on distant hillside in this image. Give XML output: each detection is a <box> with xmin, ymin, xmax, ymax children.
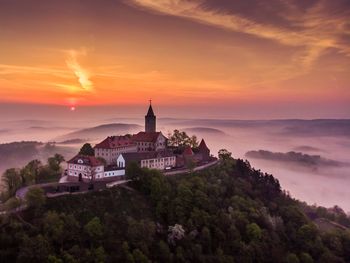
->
<box><xmin>163</xmin><ymin>119</ymin><xmax>350</xmax><ymax>137</ymax></box>
<box><xmin>0</xmin><ymin>141</ymin><xmax>76</xmax><ymax>177</ymax></box>
<box><xmin>183</xmin><ymin>127</ymin><xmax>226</xmax><ymax>136</ymax></box>
<box><xmin>281</xmin><ymin>119</ymin><xmax>350</xmax><ymax>137</ymax></box>
<box><xmin>0</xmin><ymin>141</ymin><xmax>41</xmax><ymax>164</ymax></box>
<box><xmin>1</xmin><ymin>159</ymin><xmax>349</xmax><ymax>262</ymax></box>
<box><xmin>245</xmin><ymin>150</ymin><xmax>345</xmax><ymax>168</ymax></box>
<box><xmin>57</xmin><ymin>138</ymin><xmax>88</xmax><ymax>145</ymax></box>
<box><xmin>293</xmin><ymin>145</ymin><xmax>324</xmax><ymax>152</ymax></box>
<box><xmin>56</xmin><ymin>123</ymin><xmax>142</xmax><ymax>141</ymax></box>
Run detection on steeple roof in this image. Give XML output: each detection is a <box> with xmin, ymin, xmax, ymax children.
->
<box><xmin>146</xmin><ymin>103</ymin><xmax>155</xmax><ymax>116</ymax></box>
<box><xmin>198</xmin><ymin>139</ymin><xmax>210</xmax><ymax>152</ymax></box>
<box><xmin>199</xmin><ymin>139</ymin><xmax>209</xmax><ymax>150</ymax></box>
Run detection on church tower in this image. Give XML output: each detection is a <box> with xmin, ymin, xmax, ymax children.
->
<box><xmin>145</xmin><ymin>100</ymin><xmax>156</xmax><ymax>133</ymax></box>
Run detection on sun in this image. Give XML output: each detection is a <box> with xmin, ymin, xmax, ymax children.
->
<box><xmin>70</xmin><ymin>106</ymin><xmax>76</xmax><ymax>111</ymax></box>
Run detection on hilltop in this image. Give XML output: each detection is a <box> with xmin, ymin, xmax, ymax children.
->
<box><xmin>183</xmin><ymin>127</ymin><xmax>227</xmax><ymax>136</ymax></box>
<box><xmin>1</xmin><ymin>156</ymin><xmax>349</xmax><ymax>262</ymax></box>
<box><xmin>56</xmin><ymin>123</ymin><xmax>142</xmax><ymax>141</ymax></box>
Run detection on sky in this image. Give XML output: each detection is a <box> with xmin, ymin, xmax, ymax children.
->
<box><xmin>0</xmin><ymin>0</ymin><xmax>349</xmax><ymax>119</ymax></box>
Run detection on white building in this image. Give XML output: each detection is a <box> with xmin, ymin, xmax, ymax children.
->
<box><xmin>103</xmin><ymin>166</ymin><xmax>125</xmax><ymax>178</ymax></box>
<box><xmin>67</xmin><ymin>155</ymin><xmax>105</xmax><ymax>182</ymax></box>
<box><xmin>67</xmin><ymin>155</ymin><xmax>125</xmax><ymax>182</ymax></box>
<box><xmin>117</xmin><ymin>151</ymin><xmax>176</xmax><ymax>170</ymax></box>
<box><xmin>94</xmin><ymin>135</ymin><xmax>138</xmax><ymax>165</ymax></box>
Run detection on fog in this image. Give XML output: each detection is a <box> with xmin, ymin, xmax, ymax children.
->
<box><xmin>0</xmin><ymin>116</ymin><xmax>349</xmax><ymax>212</ymax></box>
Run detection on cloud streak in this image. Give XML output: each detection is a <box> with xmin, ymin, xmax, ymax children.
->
<box><xmin>129</xmin><ymin>0</ymin><xmax>350</xmax><ymax>70</ymax></box>
<box><xmin>65</xmin><ymin>49</ymin><xmax>94</xmax><ymax>92</ymax></box>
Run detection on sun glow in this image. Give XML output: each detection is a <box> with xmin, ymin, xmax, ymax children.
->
<box><xmin>0</xmin><ymin>1</ymin><xmax>349</xmax><ymax>117</ymax></box>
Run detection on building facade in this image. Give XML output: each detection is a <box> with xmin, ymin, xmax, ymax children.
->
<box><xmin>140</xmin><ymin>154</ymin><xmax>176</xmax><ymax>170</ymax></box>
<box><xmin>67</xmin><ymin>155</ymin><xmax>105</xmax><ymax>182</ymax></box>
<box><xmin>94</xmin><ymin>135</ymin><xmax>138</xmax><ymax>165</ymax></box>
<box><xmin>131</xmin><ymin>131</ymin><xmax>167</xmax><ymax>152</ymax></box>
<box><xmin>67</xmin><ymin>155</ymin><xmax>126</xmax><ymax>182</ymax></box>
<box><xmin>117</xmin><ymin>151</ymin><xmax>176</xmax><ymax>170</ymax></box>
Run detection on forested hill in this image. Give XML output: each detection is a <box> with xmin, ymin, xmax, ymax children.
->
<box><xmin>1</xmin><ymin>157</ymin><xmax>350</xmax><ymax>262</ymax></box>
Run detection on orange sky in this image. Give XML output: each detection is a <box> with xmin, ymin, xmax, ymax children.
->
<box><xmin>0</xmin><ymin>0</ymin><xmax>349</xmax><ymax>118</ymax></box>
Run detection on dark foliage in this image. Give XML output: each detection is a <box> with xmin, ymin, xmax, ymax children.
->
<box><xmin>79</xmin><ymin>143</ymin><xmax>95</xmax><ymax>156</ymax></box>
<box><xmin>1</xmin><ymin>158</ymin><xmax>349</xmax><ymax>262</ymax></box>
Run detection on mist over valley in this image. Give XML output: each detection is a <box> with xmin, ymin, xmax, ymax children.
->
<box><xmin>1</xmin><ymin>117</ymin><xmax>350</xmax><ymax>212</ymax></box>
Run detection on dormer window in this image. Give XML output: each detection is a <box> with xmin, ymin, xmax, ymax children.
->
<box><xmin>77</xmin><ymin>159</ymin><xmax>84</xmax><ymax>164</ymax></box>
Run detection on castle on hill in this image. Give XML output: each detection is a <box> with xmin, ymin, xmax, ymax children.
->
<box><xmin>66</xmin><ymin>102</ymin><xmax>211</xmax><ymax>182</ymax></box>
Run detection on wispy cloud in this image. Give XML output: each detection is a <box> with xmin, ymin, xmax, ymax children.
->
<box><xmin>65</xmin><ymin>49</ymin><xmax>94</xmax><ymax>92</ymax></box>
<box><xmin>129</xmin><ymin>0</ymin><xmax>350</xmax><ymax>71</ymax></box>
<box><xmin>0</xmin><ymin>64</ymin><xmax>70</xmax><ymax>78</ymax></box>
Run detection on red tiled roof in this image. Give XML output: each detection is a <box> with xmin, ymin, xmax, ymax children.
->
<box><xmin>95</xmin><ymin>135</ymin><xmax>135</xmax><ymax>149</ymax></box>
<box><xmin>67</xmin><ymin>154</ymin><xmax>102</xmax><ymax>167</ymax></box>
<box><xmin>183</xmin><ymin>145</ymin><xmax>194</xmax><ymax>155</ymax></box>
<box><xmin>131</xmin><ymin>132</ymin><xmax>162</xmax><ymax>142</ymax></box>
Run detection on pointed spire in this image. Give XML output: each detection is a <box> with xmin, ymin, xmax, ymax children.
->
<box><xmin>199</xmin><ymin>139</ymin><xmax>209</xmax><ymax>151</ymax></box>
<box><xmin>145</xmin><ymin>100</ymin><xmax>156</xmax><ymax>132</ymax></box>
<box><xmin>146</xmin><ymin>99</ymin><xmax>155</xmax><ymax>116</ymax></box>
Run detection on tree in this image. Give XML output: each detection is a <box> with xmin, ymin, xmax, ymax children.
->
<box><xmin>126</xmin><ymin>161</ymin><xmax>143</xmax><ymax>181</ymax></box>
<box><xmin>92</xmin><ymin>246</ymin><xmax>107</xmax><ymax>263</ymax></box>
<box><xmin>299</xmin><ymin>253</ymin><xmax>314</xmax><ymax>263</ymax></box>
<box><xmin>189</xmin><ymin>135</ymin><xmax>199</xmax><ymax>148</ymax></box>
<box><xmin>200</xmin><ymin>226</ymin><xmax>212</xmax><ymax>252</ymax></box>
<box><xmin>84</xmin><ymin>217</ymin><xmax>103</xmax><ymax>240</ymax></box>
<box><xmin>132</xmin><ymin>248</ymin><xmax>150</xmax><ymax>263</ymax></box>
<box><xmin>21</xmin><ymin>159</ymin><xmax>42</xmax><ymax>185</ymax></box>
<box><xmin>127</xmin><ymin>218</ymin><xmax>156</xmax><ymax>249</ymax></box>
<box><xmin>122</xmin><ymin>242</ymin><xmax>135</xmax><ymax>263</ymax></box>
<box><xmin>168</xmin><ymin>129</ymin><xmax>183</xmax><ymax>147</ymax></box>
<box><xmin>17</xmin><ymin>234</ymin><xmax>51</xmax><ymax>263</ymax></box>
<box><xmin>43</xmin><ymin>211</ymin><xmax>64</xmax><ymax>244</ymax></box>
<box><xmin>79</xmin><ymin>143</ymin><xmax>95</xmax><ymax>156</ymax></box>
<box><xmin>36</xmin><ymin>165</ymin><xmax>57</xmax><ymax>183</ymax></box>
<box><xmin>25</xmin><ymin>186</ymin><xmax>46</xmax><ymax>208</ymax></box>
<box><xmin>48</xmin><ymin>154</ymin><xmax>65</xmax><ymax>172</ymax></box>
<box><xmin>2</xmin><ymin>168</ymin><xmax>22</xmax><ymax>197</ymax></box>
<box><xmin>157</xmin><ymin>240</ymin><xmax>172</xmax><ymax>262</ymax></box>
<box><xmin>47</xmin><ymin>255</ymin><xmax>63</xmax><ymax>263</ymax></box>
<box><xmin>4</xmin><ymin>196</ymin><xmax>21</xmax><ymax>211</ymax></box>
<box><xmin>246</xmin><ymin>223</ymin><xmax>262</xmax><ymax>242</ymax></box>
<box><xmin>285</xmin><ymin>253</ymin><xmax>300</xmax><ymax>263</ymax></box>
<box><xmin>168</xmin><ymin>129</ymin><xmax>198</xmax><ymax>148</ymax></box>
<box><xmin>218</xmin><ymin>149</ymin><xmax>232</xmax><ymax>161</ymax></box>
